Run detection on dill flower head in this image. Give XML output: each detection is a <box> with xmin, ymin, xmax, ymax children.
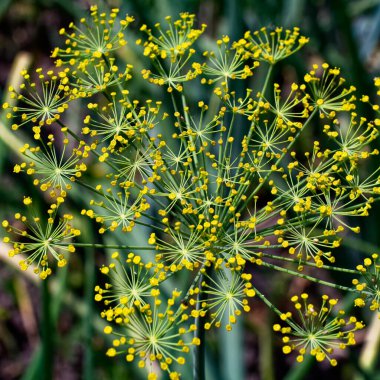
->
<box><xmin>303</xmin><ymin>63</ymin><xmax>356</xmax><ymax>114</ymax></box>
<box><xmin>137</xmin><ymin>14</ymin><xmax>206</xmax><ymax>91</ymax></box>
<box><xmin>273</xmin><ymin>294</ymin><xmax>364</xmax><ymax>365</ymax></box>
<box><xmin>192</xmin><ymin>266</ymin><xmax>255</xmax><ymax>331</ymax></box>
<box><xmin>138</xmin><ymin>13</ymin><xmax>206</xmax><ymax>61</ymax></box>
<box><xmin>81</xmin><ymin>182</ymin><xmax>149</xmax><ymax>234</ymax></box>
<box><xmin>2</xmin><ymin>199</ymin><xmax>80</xmax><ymax>279</ymax></box>
<box><xmin>102</xmin><ymin>289</ymin><xmax>197</xmax><ymax>377</ymax></box>
<box><xmin>353</xmin><ymin>253</ymin><xmax>380</xmax><ymax>314</ymax></box>
<box><xmin>52</xmin><ymin>5</ymin><xmax>133</xmax><ymax>67</ymax></box>
<box><xmin>82</xmin><ymin>96</ymin><xmax>162</xmax><ymax>148</ymax></box>
<box><xmin>201</xmin><ymin>36</ymin><xmax>259</xmax><ymax>87</ymax></box>
<box><xmin>236</xmin><ymin>26</ymin><xmax>309</xmax><ymax>64</ymax></box>
<box><xmin>70</xmin><ymin>60</ymin><xmax>133</xmax><ymax>97</ymax></box>
<box><xmin>153</xmin><ymin>226</ymin><xmax>206</xmax><ymax>271</ymax></box>
<box><xmin>95</xmin><ymin>251</ymin><xmax>158</xmax><ymax>311</ymax></box>
<box><xmin>15</xmin><ymin>136</ymin><xmax>86</xmax><ymax>194</ymax></box>
<box><xmin>3</xmin><ymin>68</ymin><xmax>71</xmax><ymax>133</ymax></box>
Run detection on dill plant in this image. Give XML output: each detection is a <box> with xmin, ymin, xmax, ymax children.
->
<box><xmin>2</xmin><ymin>5</ymin><xmax>380</xmax><ymax>379</ymax></box>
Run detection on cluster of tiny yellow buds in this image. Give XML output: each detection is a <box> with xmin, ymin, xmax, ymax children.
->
<box><xmin>102</xmin><ymin>289</ymin><xmax>197</xmax><ymax>377</ymax></box>
<box><xmin>95</xmin><ymin>251</ymin><xmax>157</xmax><ymax>312</ymax></box>
<box><xmin>68</xmin><ymin>61</ymin><xmax>132</xmax><ymax>98</ymax></box>
<box><xmin>192</xmin><ymin>267</ymin><xmax>254</xmax><ymax>331</ymax></box>
<box><xmin>140</xmin><ymin>67</ymin><xmax>200</xmax><ymax>92</ymax></box>
<box><xmin>134</xmin><ymin>14</ymin><xmax>209</xmax><ymax>94</ymax></box>
<box><xmin>15</xmin><ymin>138</ymin><xmax>87</xmax><ymax>194</ymax></box>
<box><xmin>53</xmin><ymin>6</ymin><xmax>133</xmax><ymax>67</ymax></box>
<box><xmin>235</xmin><ymin>26</ymin><xmax>309</xmax><ymax>64</ymax></box>
<box><xmin>4</xmin><ymin>68</ymin><xmax>71</xmax><ymax>132</ymax></box>
<box><xmin>82</xmin><ymin>96</ymin><xmax>161</xmax><ymax>148</ymax></box>
<box><xmin>360</xmin><ymin>78</ymin><xmax>380</xmax><ymax>122</ymax></box>
<box><xmin>2</xmin><ymin>200</ymin><xmax>79</xmax><ymax>279</ymax></box>
<box><xmin>273</xmin><ymin>294</ymin><xmax>364</xmax><ymax>366</ymax></box>
<box><xmin>303</xmin><ymin>63</ymin><xmax>356</xmax><ymax>114</ymax></box>
<box><xmin>278</xmin><ymin>224</ymin><xmax>340</xmax><ymax>267</ymax></box>
<box><xmin>323</xmin><ymin>115</ymin><xmax>380</xmax><ymax>180</ymax></box>
<box><xmin>374</xmin><ymin>77</ymin><xmax>380</xmax><ymax>110</ymax></box>
<box><xmin>81</xmin><ymin>186</ymin><xmax>149</xmax><ymax>234</ymax></box>
<box><xmin>201</xmin><ymin>37</ymin><xmax>259</xmax><ymax>86</ymax></box>
<box><xmin>353</xmin><ymin>253</ymin><xmax>380</xmax><ymax>314</ymax></box>
<box><xmin>138</xmin><ymin>13</ymin><xmax>206</xmax><ymax>61</ymax></box>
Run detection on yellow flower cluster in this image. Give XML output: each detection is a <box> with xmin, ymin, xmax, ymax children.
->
<box><xmin>102</xmin><ymin>288</ymin><xmax>197</xmax><ymax>377</ymax></box>
<box><xmin>3</xmin><ymin>68</ymin><xmax>71</xmax><ymax>132</ymax></box>
<box><xmin>234</xmin><ymin>26</ymin><xmax>309</xmax><ymax>64</ymax></box>
<box><xmin>138</xmin><ymin>13</ymin><xmax>206</xmax><ymax>61</ymax></box>
<box><xmin>273</xmin><ymin>294</ymin><xmax>364</xmax><ymax>366</ymax></box>
<box><xmin>52</xmin><ymin>5</ymin><xmax>132</xmax><ymax>66</ymax></box>
<box><xmin>2</xmin><ymin>6</ymin><xmax>380</xmax><ymax>378</ymax></box>
<box><xmin>2</xmin><ymin>200</ymin><xmax>80</xmax><ymax>279</ymax></box>
<box><xmin>353</xmin><ymin>253</ymin><xmax>380</xmax><ymax>315</ymax></box>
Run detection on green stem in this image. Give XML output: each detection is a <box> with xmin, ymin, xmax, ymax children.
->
<box><xmin>180</xmin><ymin>92</ymin><xmax>209</xmax><ymax>204</ymax></box>
<box><xmin>193</xmin><ymin>272</ymin><xmax>207</xmax><ymax>380</ymax></box>
<box><xmin>193</xmin><ymin>297</ymin><xmax>206</xmax><ymax>380</ymax></box>
<box><xmin>41</xmin><ymin>278</ymin><xmax>53</xmax><ymax>380</ymax></box>
<box><xmin>83</xmin><ymin>229</ymin><xmax>95</xmax><ymax>380</ymax></box>
<box><xmin>260</xmin><ymin>260</ymin><xmax>359</xmax><ymax>293</ymax></box>
<box><xmin>259</xmin><ymin>252</ymin><xmax>360</xmax><ymax>274</ymax></box>
<box><xmin>251</xmin><ymin>284</ymin><xmax>282</xmax><ymax>316</ymax></box>
<box><xmin>55</xmin><ymin>242</ymin><xmax>152</xmax><ymax>249</ymax></box>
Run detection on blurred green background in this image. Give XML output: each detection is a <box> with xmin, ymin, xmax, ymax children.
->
<box><xmin>0</xmin><ymin>0</ymin><xmax>380</xmax><ymax>379</ymax></box>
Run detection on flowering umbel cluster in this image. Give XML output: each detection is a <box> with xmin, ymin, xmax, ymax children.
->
<box><xmin>2</xmin><ymin>5</ymin><xmax>380</xmax><ymax>378</ymax></box>
<box><xmin>273</xmin><ymin>294</ymin><xmax>364</xmax><ymax>366</ymax></box>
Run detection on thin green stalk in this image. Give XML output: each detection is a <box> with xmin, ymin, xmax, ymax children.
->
<box><xmin>193</xmin><ymin>295</ymin><xmax>206</xmax><ymax>380</ymax></box>
<box><xmin>179</xmin><ymin>92</ymin><xmax>210</xmax><ymax>203</ymax></box>
<box><xmin>20</xmin><ymin>261</ymin><xmax>68</xmax><ymax>380</ymax></box>
<box><xmin>55</xmin><ymin>242</ymin><xmax>152</xmax><ymax>249</ymax></box>
<box><xmin>83</xmin><ymin>227</ymin><xmax>95</xmax><ymax>380</ymax></box>
<box><xmin>251</xmin><ymin>284</ymin><xmax>282</xmax><ymax>316</ymax></box>
<box><xmin>193</xmin><ymin>271</ymin><xmax>207</xmax><ymax>380</ymax></box>
<box><xmin>259</xmin><ymin>252</ymin><xmax>361</xmax><ymax>274</ymax></box>
<box><xmin>260</xmin><ymin>260</ymin><xmax>359</xmax><ymax>293</ymax></box>
<box><xmin>41</xmin><ymin>278</ymin><xmax>53</xmax><ymax>380</ymax></box>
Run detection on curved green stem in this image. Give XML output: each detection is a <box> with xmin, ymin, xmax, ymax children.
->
<box><xmin>260</xmin><ymin>260</ymin><xmax>359</xmax><ymax>293</ymax></box>
<box><xmin>251</xmin><ymin>284</ymin><xmax>282</xmax><ymax>316</ymax></box>
<box><xmin>258</xmin><ymin>252</ymin><xmax>361</xmax><ymax>274</ymax></box>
